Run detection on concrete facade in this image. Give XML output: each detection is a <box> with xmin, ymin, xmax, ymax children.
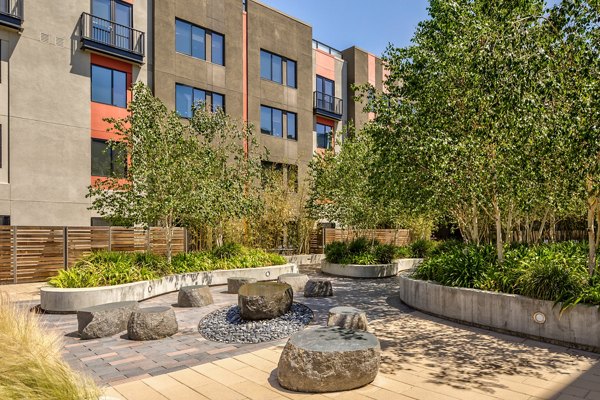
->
<box><xmin>1</xmin><ymin>0</ymin><xmax>382</xmax><ymax>226</ymax></box>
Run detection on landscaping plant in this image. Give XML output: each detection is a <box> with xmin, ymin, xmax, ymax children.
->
<box><xmin>325</xmin><ymin>238</ymin><xmax>412</xmax><ymax>265</ymax></box>
<box><xmin>0</xmin><ymin>294</ymin><xmax>99</xmax><ymax>399</ymax></box>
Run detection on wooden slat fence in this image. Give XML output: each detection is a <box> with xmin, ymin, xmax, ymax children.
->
<box><xmin>309</xmin><ymin>228</ymin><xmax>411</xmax><ymax>253</ymax></box>
<box><xmin>0</xmin><ymin>226</ymin><xmax>186</xmax><ymax>284</ymax></box>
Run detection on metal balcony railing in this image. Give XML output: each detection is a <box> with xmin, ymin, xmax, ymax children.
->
<box><xmin>79</xmin><ymin>12</ymin><xmax>145</xmax><ymax>63</ymax></box>
<box><xmin>0</xmin><ymin>0</ymin><xmax>23</xmax><ymax>30</ymax></box>
<box><xmin>313</xmin><ymin>91</ymin><xmax>343</xmax><ymax>119</ymax></box>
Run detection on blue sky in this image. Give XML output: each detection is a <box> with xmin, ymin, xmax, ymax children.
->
<box><xmin>259</xmin><ymin>0</ymin><xmax>563</xmax><ymax>57</ymax></box>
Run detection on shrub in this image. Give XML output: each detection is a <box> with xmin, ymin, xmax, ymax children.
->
<box><xmin>0</xmin><ymin>293</ymin><xmax>99</xmax><ymax>399</ymax></box>
<box><xmin>347</xmin><ymin>237</ymin><xmax>374</xmax><ymax>255</ymax></box>
<box><xmin>324</xmin><ymin>241</ymin><xmax>349</xmax><ymax>264</ymax></box>
<box><xmin>325</xmin><ymin>238</ymin><xmax>414</xmax><ymax>265</ymax></box>
<box><xmin>374</xmin><ymin>244</ymin><xmax>398</xmax><ymax>264</ymax></box>
<box><xmin>410</xmin><ymin>239</ymin><xmax>436</xmax><ymax>258</ymax></box>
<box><xmin>394</xmin><ymin>246</ymin><xmax>413</xmax><ymax>259</ymax></box>
<box><xmin>212</xmin><ymin>242</ymin><xmax>244</xmax><ymax>259</ymax></box>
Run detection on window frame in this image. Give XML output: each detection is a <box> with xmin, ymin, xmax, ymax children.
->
<box><xmin>316</xmin><ymin>122</ymin><xmax>333</xmax><ymax>149</ymax></box>
<box><xmin>91</xmin><ymin>138</ymin><xmax>127</xmax><ymax>178</ymax></box>
<box><xmin>260</xmin><ymin>105</ymin><xmax>297</xmax><ymax>141</ymax></box>
<box><xmin>91</xmin><ymin>64</ymin><xmax>128</xmax><ymax>108</ymax></box>
<box><xmin>260</xmin><ymin>49</ymin><xmax>296</xmax><ymax>88</ymax></box>
<box><xmin>175</xmin><ymin>83</ymin><xmax>225</xmax><ymax>118</ymax></box>
<box><xmin>175</xmin><ymin>18</ymin><xmax>225</xmax><ymax>66</ymax></box>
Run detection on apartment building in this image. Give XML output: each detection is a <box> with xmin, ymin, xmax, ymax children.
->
<box><xmin>0</xmin><ymin>0</ymin><xmax>383</xmax><ymax>226</ymax></box>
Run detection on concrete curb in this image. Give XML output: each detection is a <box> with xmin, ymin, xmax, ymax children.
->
<box><xmin>284</xmin><ymin>254</ymin><xmax>326</xmax><ymax>266</ymax></box>
<box><xmin>399</xmin><ymin>275</ymin><xmax>600</xmax><ymax>352</ymax></box>
<box><xmin>321</xmin><ymin>259</ymin><xmax>423</xmax><ymax>278</ymax></box>
<box><xmin>41</xmin><ymin>263</ymin><xmax>298</xmax><ymax>313</ymax></box>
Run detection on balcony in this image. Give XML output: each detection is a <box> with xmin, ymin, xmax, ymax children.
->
<box><xmin>78</xmin><ymin>12</ymin><xmax>145</xmax><ymax>64</ymax></box>
<box><xmin>0</xmin><ymin>0</ymin><xmax>23</xmax><ymax>31</ymax></box>
<box><xmin>313</xmin><ymin>91</ymin><xmax>343</xmax><ymax>120</ymax></box>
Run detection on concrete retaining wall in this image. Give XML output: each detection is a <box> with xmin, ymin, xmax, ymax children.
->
<box><xmin>399</xmin><ymin>275</ymin><xmax>600</xmax><ymax>351</ymax></box>
<box><xmin>41</xmin><ymin>264</ymin><xmax>297</xmax><ymax>313</ymax></box>
<box><xmin>321</xmin><ymin>258</ymin><xmax>423</xmax><ymax>279</ymax></box>
<box><xmin>284</xmin><ymin>254</ymin><xmax>325</xmax><ymax>266</ymax></box>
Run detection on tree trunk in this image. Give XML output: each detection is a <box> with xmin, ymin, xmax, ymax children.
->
<box><xmin>471</xmin><ymin>199</ymin><xmax>480</xmax><ymax>245</ymax></box>
<box><xmin>164</xmin><ymin>215</ymin><xmax>173</xmax><ymax>264</ymax></box>
<box><xmin>587</xmin><ymin>195</ymin><xmax>597</xmax><ymax>275</ymax></box>
<box><xmin>493</xmin><ymin>196</ymin><xmax>504</xmax><ymax>263</ymax></box>
<box><xmin>537</xmin><ymin>210</ymin><xmax>549</xmax><ymax>244</ymax></box>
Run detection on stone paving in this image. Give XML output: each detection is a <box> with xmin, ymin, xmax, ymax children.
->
<box><xmin>3</xmin><ymin>268</ymin><xmax>600</xmax><ymax>399</ymax></box>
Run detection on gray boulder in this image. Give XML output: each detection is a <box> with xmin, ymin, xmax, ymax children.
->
<box><xmin>277</xmin><ymin>326</ymin><xmax>380</xmax><ymax>393</ymax></box>
<box><xmin>77</xmin><ymin>301</ymin><xmax>139</xmax><ymax>340</ymax></box>
<box><xmin>177</xmin><ymin>285</ymin><xmax>214</xmax><ymax>307</ymax></box>
<box><xmin>304</xmin><ymin>279</ymin><xmax>333</xmax><ymax>297</ymax></box>
<box><xmin>327</xmin><ymin>306</ymin><xmax>368</xmax><ymax>331</ymax></box>
<box><xmin>277</xmin><ymin>273</ymin><xmax>309</xmax><ymax>293</ymax></box>
<box><xmin>227</xmin><ymin>277</ymin><xmax>258</xmax><ymax>294</ymax></box>
<box><xmin>238</xmin><ymin>282</ymin><xmax>293</xmax><ymax>320</ymax></box>
<box><xmin>127</xmin><ymin>306</ymin><xmax>178</xmax><ymax>341</ymax></box>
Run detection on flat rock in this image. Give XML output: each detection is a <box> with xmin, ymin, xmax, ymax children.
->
<box><xmin>238</xmin><ymin>282</ymin><xmax>293</xmax><ymax>320</ymax></box>
<box><xmin>227</xmin><ymin>277</ymin><xmax>258</xmax><ymax>294</ymax></box>
<box><xmin>277</xmin><ymin>273</ymin><xmax>309</xmax><ymax>293</ymax></box>
<box><xmin>304</xmin><ymin>279</ymin><xmax>333</xmax><ymax>297</ymax></box>
<box><xmin>327</xmin><ymin>306</ymin><xmax>368</xmax><ymax>331</ymax></box>
<box><xmin>277</xmin><ymin>326</ymin><xmax>380</xmax><ymax>393</ymax></box>
<box><xmin>128</xmin><ymin>306</ymin><xmax>178</xmax><ymax>341</ymax></box>
<box><xmin>178</xmin><ymin>285</ymin><xmax>214</xmax><ymax>307</ymax></box>
<box><xmin>77</xmin><ymin>301</ymin><xmax>139</xmax><ymax>340</ymax></box>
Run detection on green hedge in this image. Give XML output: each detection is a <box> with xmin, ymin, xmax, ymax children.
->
<box><xmin>49</xmin><ymin>244</ymin><xmax>286</xmax><ymax>288</ymax></box>
<box><xmin>324</xmin><ymin>237</ymin><xmax>435</xmax><ymax>265</ymax></box>
<box><xmin>412</xmin><ymin>241</ymin><xmax>599</xmax><ymax>308</ymax></box>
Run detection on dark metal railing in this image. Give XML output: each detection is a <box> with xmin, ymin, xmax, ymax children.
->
<box><xmin>314</xmin><ymin>91</ymin><xmax>343</xmax><ymax>116</ymax></box>
<box><xmin>79</xmin><ymin>12</ymin><xmax>145</xmax><ymax>57</ymax></box>
<box><xmin>0</xmin><ymin>0</ymin><xmax>23</xmax><ymax>21</ymax></box>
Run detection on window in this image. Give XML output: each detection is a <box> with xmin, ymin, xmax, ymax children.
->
<box><xmin>286</xmin><ymin>60</ymin><xmax>296</xmax><ymax>88</ymax></box>
<box><xmin>287</xmin><ymin>112</ymin><xmax>296</xmax><ymax>140</ymax></box>
<box><xmin>316</xmin><ymin>123</ymin><xmax>333</xmax><ymax>149</ymax></box>
<box><xmin>260</xmin><ymin>50</ymin><xmax>296</xmax><ymax>88</ymax></box>
<box><xmin>176</xmin><ymin>84</ymin><xmax>224</xmax><ymax>118</ymax></box>
<box><xmin>316</xmin><ymin>75</ymin><xmax>335</xmax><ymax>111</ymax></box>
<box><xmin>261</xmin><ymin>105</ymin><xmax>297</xmax><ymax>141</ymax></box>
<box><xmin>175</xmin><ymin>19</ymin><xmax>224</xmax><ymax>66</ymax></box>
<box><xmin>91</xmin><ymin>139</ymin><xmax>126</xmax><ymax>177</ymax></box>
<box><xmin>211</xmin><ymin>32</ymin><xmax>224</xmax><ymax>65</ymax></box>
<box><xmin>0</xmin><ymin>215</ymin><xmax>9</xmax><ymax>226</ymax></box>
<box><xmin>92</xmin><ymin>0</ymin><xmax>133</xmax><ymax>50</ymax></box>
<box><xmin>91</xmin><ymin>65</ymin><xmax>127</xmax><ymax>108</ymax></box>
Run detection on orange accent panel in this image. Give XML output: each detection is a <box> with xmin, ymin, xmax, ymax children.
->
<box><xmin>367</xmin><ymin>54</ymin><xmax>376</xmax><ymax>86</ymax></box>
<box><xmin>315</xmin><ymin>50</ymin><xmax>335</xmax><ymax>81</ymax></box>
<box><xmin>90</xmin><ymin>54</ymin><xmax>133</xmax><ymax>141</ymax></box>
<box><xmin>316</xmin><ymin>116</ymin><xmax>334</xmax><ymax>127</ymax></box>
<box><xmin>91</xmin><ymin>176</ymin><xmax>129</xmax><ymax>186</ymax></box>
<box><xmin>242</xmin><ymin>12</ymin><xmax>248</xmax><ymax>124</ymax></box>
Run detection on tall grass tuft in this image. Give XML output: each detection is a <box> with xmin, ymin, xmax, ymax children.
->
<box><xmin>0</xmin><ymin>293</ymin><xmax>100</xmax><ymax>399</ymax></box>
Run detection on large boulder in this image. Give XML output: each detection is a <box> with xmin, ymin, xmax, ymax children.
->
<box><xmin>177</xmin><ymin>285</ymin><xmax>214</xmax><ymax>307</ymax></box>
<box><xmin>303</xmin><ymin>279</ymin><xmax>333</xmax><ymax>297</ymax></box>
<box><xmin>277</xmin><ymin>326</ymin><xmax>380</xmax><ymax>393</ymax></box>
<box><xmin>227</xmin><ymin>277</ymin><xmax>258</xmax><ymax>294</ymax></box>
<box><xmin>277</xmin><ymin>273</ymin><xmax>309</xmax><ymax>293</ymax></box>
<box><xmin>238</xmin><ymin>282</ymin><xmax>293</xmax><ymax>320</ymax></box>
<box><xmin>127</xmin><ymin>306</ymin><xmax>178</xmax><ymax>341</ymax></box>
<box><xmin>327</xmin><ymin>306</ymin><xmax>368</xmax><ymax>331</ymax></box>
<box><xmin>77</xmin><ymin>301</ymin><xmax>139</xmax><ymax>340</ymax></box>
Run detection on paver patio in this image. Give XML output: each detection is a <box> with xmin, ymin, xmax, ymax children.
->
<box><xmin>4</xmin><ymin>268</ymin><xmax>600</xmax><ymax>399</ymax></box>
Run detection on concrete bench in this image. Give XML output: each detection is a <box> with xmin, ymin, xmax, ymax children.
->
<box><xmin>278</xmin><ymin>326</ymin><xmax>380</xmax><ymax>392</ymax></box>
<box><xmin>77</xmin><ymin>301</ymin><xmax>139</xmax><ymax>340</ymax></box>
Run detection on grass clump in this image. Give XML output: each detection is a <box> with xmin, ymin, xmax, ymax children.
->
<box><xmin>0</xmin><ymin>293</ymin><xmax>99</xmax><ymax>399</ymax></box>
<box><xmin>413</xmin><ymin>240</ymin><xmax>599</xmax><ymax>308</ymax></box>
<box><xmin>325</xmin><ymin>237</ymin><xmax>417</xmax><ymax>265</ymax></box>
<box><xmin>50</xmin><ymin>244</ymin><xmax>286</xmax><ymax>288</ymax></box>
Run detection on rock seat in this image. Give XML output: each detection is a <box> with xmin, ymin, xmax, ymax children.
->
<box><xmin>227</xmin><ymin>277</ymin><xmax>258</xmax><ymax>294</ymax></box>
<box><xmin>238</xmin><ymin>282</ymin><xmax>293</xmax><ymax>320</ymax></box>
<box><xmin>77</xmin><ymin>301</ymin><xmax>139</xmax><ymax>340</ymax></box>
<box><xmin>127</xmin><ymin>306</ymin><xmax>178</xmax><ymax>341</ymax></box>
<box><xmin>177</xmin><ymin>285</ymin><xmax>213</xmax><ymax>307</ymax></box>
<box><xmin>277</xmin><ymin>326</ymin><xmax>380</xmax><ymax>393</ymax></box>
<box><xmin>277</xmin><ymin>273</ymin><xmax>309</xmax><ymax>293</ymax></box>
<box><xmin>304</xmin><ymin>279</ymin><xmax>333</xmax><ymax>297</ymax></box>
<box><xmin>327</xmin><ymin>306</ymin><xmax>368</xmax><ymax>331</ymax></box>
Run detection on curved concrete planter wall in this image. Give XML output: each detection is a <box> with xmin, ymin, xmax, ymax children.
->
<box><xmin>322</xmin><ymin>258</ymin><xmax>422</xmax><ymax>278</ymax></box>
<box><xmin>399</xmin><ymin>275</ymin><xmax>600</xmax><ymax>351</ymax></box>
<box><xmin>41</xmin><ymin>263</ymin><xmax>298</xmax><ymax>313</ymax></box>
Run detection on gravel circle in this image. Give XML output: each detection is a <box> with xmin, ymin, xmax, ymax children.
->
<box><xmin>198</xmin><ymin>302</ymin><xmax>313</xmax><ymax>343</ymax></box>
